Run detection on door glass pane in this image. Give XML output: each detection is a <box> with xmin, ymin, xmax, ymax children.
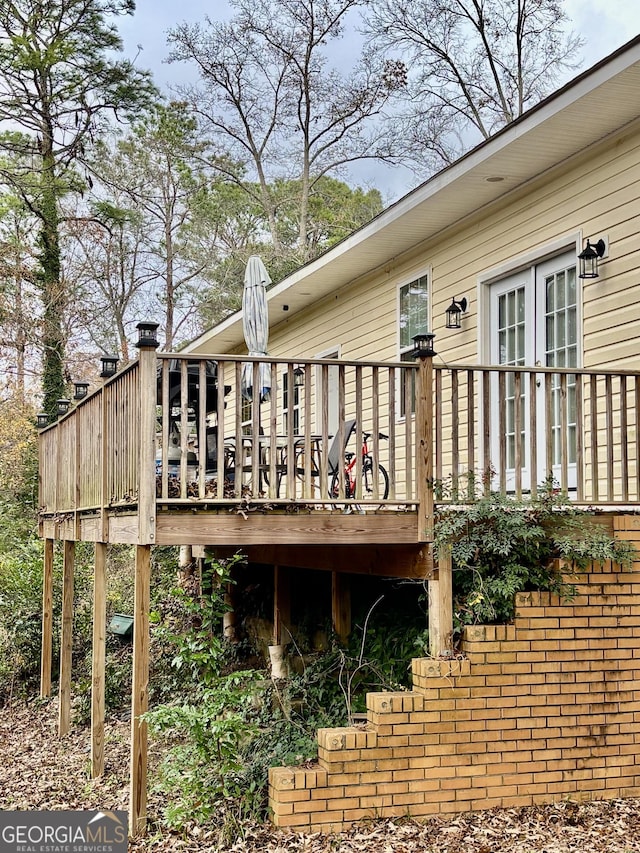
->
<box><xmin>497</xmin><ymin>287</ymin><xmax>526</xmax><ymax>474</ymax></box>
<box><xmin>544</xmin><ymin>266</ymin><xmax>577</xmax><ymax>466</ymax></box>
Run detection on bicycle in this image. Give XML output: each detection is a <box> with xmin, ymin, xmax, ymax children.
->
<box><xmin>329</xmin><ymin>431</ymin><xmax>389</xmax><ymax>505</ymax></box>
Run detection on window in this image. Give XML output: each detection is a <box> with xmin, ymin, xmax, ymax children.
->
<box><xmin>399</xmin><ymin>274</ymin><xmax>429</xmax><ymax>416</ymax></box>
<box><xmin>282</xmin><ymin>371</ymin><xmax>300</xmax><ymax>435</ymax></box>
<box><xmin>241</xmin><ymin>396</ymin><xmax>252</xmax><ymax>434</ymax></box>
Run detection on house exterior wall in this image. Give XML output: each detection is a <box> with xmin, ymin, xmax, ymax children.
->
<box><xmin>262</xmin><ymin>118</ymin><xmax>640</xmax><ymax>372</ymax></box>
<box><xmin>269</xmin><ymin>514</ymin><xmax>640</xmax><ymax>832</ymax></box>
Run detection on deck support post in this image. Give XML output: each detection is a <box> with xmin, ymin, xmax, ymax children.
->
<box><xmin>428</xmin><ymin>547</ymin><xmax>453</xmax><ymax>657</ymax></box>
<box><xmin>332</xmin><ymin>571</ymin><xmax>351</xmax><ymax>645</ymax></box>
<box><xmin>136</xmin><ymin>324</ymin><xmax>159</xmax><ymax>547</ymax></box>
<box><xmin>130</xmin><ymin>544</ymin><xmax>151</xmax><ymax>837</ymax></box>
<box><xmin>413</xmin><ymin>338</ymin><xmax>452</xmax><ymax>656</ymax></box>
<box><xmin>58</xmin><ymin>540</ymin><xmax>75</xmax><ymax>737</ymax></box>
<box><xmin>40</xmin><ymin>537</ymin><xmax>54</xmax><ymax>698</ymax></box>
<box><xmin>129</xmin><ymin>324</ymin><xmax>159</xmax><ymax>836</ymax></box>
<box><xmin>415</xmin><ymin>343</ymin><xmax>434</xmax><ymax>543</ymax></box>
<box><xmin>273</xmin><ymin>565</ymin><xmax>291</xmax><ymax>646</ymax></box>
<box><xmin>91</xmin><ymin>541</ymin><xmax>107</xmax><ymax>777</ymax></box>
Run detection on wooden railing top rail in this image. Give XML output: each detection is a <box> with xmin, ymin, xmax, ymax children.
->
<box><xmin>37</xmin><ymin>359</ymin><xmax>140</xmax><ymax>436</ymax></box>
<box><xmin>434</xmin><ymin>361</ymin><xmax>640</xmax><ymax>378</ymax></box>
<box><xmin>159</xmin><ymin>352</ymin><xmax>416</xmax><ymax>371</ymax></box>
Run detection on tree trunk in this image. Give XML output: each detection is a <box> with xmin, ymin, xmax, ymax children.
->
<box><xmin>38</xmin><ymin>153</ymin><xmax>66</xmax><ymax>416</ymax></box>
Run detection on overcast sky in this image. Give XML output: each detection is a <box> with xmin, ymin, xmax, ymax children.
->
<box><xmin>117</xmin><ymin>0</ymin><xmax>640</xmax><ymax>201</ymax></box>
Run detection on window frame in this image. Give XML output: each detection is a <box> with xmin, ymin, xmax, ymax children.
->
<box><xmin>397</xmin><ymin>271</ymin><xmax>430</xmax><ymax>418</ymax></box>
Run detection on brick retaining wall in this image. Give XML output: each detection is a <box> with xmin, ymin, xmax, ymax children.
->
<box><xmin>268</xmin><ymin>515</ymin><xmax>640</xmax><ymax>832</ymax></box>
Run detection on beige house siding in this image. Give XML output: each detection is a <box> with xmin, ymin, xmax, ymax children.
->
<box><xmin>208</xmin><ymin>121</ymin><xmax>637</xmax><ymax>497</ymax></box>
<box><xmin>261</xmin><ymin>120</ymin><xmax>640</xmax><ymax>376</ymax></box>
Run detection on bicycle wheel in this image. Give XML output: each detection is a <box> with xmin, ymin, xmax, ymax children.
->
<box><xmin>329</xmin><ymin>464</ymin><xmax>389</xmax><ymax>508</ymax></box>
<box><xmin>361</xmin><ymin>462</ymin><xmax>389</xmax><ymax>503</ymax></box>
<box><xmin>329</xmin><ymin>471</ymin><xmax>353</xmax><ymax>501</ymax></box>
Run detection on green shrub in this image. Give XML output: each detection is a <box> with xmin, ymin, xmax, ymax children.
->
<box><xmin>435</xmin><ymin>480</ymin><xmax>636</xmax><ymax>634</ymax></box>
<box><xmin>0</xmin><ymin>521</ymin><xmax>51</xmax><ymax>701</ymax></box>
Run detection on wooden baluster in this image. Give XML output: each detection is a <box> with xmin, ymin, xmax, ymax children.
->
<box><xmin>451</xmin><ymin>369</ymin><xmax>459</xmax><ymax>497</ymax></box>
<box><xmin>605</xmin><ymin>374</ymin><xmax>614</xmax><ymax>501</ymax></box>
<box><xmin>180</xmin><ymin>359</ymin><xmax>189</xmax><ymax>500</ymax></box>
<box><xmin>198</xmin><ymin>361</ymin><xmax>207</xmax><ymax>500</ymax></box>
<box><xmin>635</xmin><ymin>376</ymin><xmax>640</xmax><ymax>502</ymax></box>
<box><xmin>355</xmin><ymin>365</ymin><xmax>363</xmax><ymax>499</ymax></box>
<box><xmin>560</xmin><ymin>372</ymin><xmax>568</xmax><ymax>491</ymax></box>
<box><xmin>544</xmin><ymin>373</ymin><xmax>553</xmax><ymax>483</ymax></box>
<box><xmin>387</xmin><ymin>367</ymin><xmax>396</xmax><ymax>500</ymax></box>
<box><xmin>590</xmin><ymin>374</ymin><xmax>599</xmax><ymax>502</ymax></box>
<box><xmin>620</xmin><ymin>375</ymin><xmax>629</xmax><ymax>502</ymax></box>
<box><xmin>270</xmin><ymin>362</ymin><xmax>278</xmax><ymax>500</ymax></box>
<box><xmin>575</xmin><ymin>373</ymin><xmax>584</xmax><ymax>502</ymax></box>
<box><xmin>529</xmin><ymin>371</ymin><xmax>538</xmax><ymax>499</ymax></box>
<box><xmin>467</xmin><ymin>369</ymin><xmax>475</xmax><ymax>499</ymax></box>
<box><xmin>372</xmin><ymin>366</ymin><xmax>380</xmax><ymax>502</ymax></box>
<box><xmin>498</xmin><ymin>371</ymin><xmax>506</xmax><ymax>494</ymax></box>
<box><xmin>320</xmin><ymin>364</ymin><xmax>329</xmax><ymax>500</ymax></box>
<box><xmin>513</xmin><ymin>370</ymin><xmax>522</xmax><ymax>498</ymax></box>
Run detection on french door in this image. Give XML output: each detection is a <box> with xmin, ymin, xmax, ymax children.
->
<box><xmin>489</xmin><ymin>251</ymin><xmax>578</xmax><ymax>491</ymax></box>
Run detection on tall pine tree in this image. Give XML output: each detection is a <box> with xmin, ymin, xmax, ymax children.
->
<box><xmin>0</xmin><ymin>0</ymin><xmax>156</xmax><ymax>414</ymax></box>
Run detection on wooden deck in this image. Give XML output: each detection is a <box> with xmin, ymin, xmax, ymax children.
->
<box><xmin>38</xmin><ymin>347</ymin><xmax>640</xmax><ymax>550</ymax></box>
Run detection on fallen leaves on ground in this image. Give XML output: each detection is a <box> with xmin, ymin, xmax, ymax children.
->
<box><xmin>1</xmin><ymin>699</ymin><xmax>639</xmax><ymax>852</ymax></box>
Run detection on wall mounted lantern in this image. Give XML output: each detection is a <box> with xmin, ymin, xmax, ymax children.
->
<box><xmin>578</xmin><ymin>238</ymin><xmax>606</xmax><ymax>279</ymax></box>
<box><xmin>293</xmin><ymin>366</ymin><xmax>305</xmax><ymax>387</ymax></box>
<box><xmin>99</xmin><ymin>355</ymin><xmax>119</xmax><ymax>379</ymax></box>
<box><xmin>56</xmin><ymin>399</ymin><xmax>71</xmax><ymax>418</ymax></box>
<box><xmin>411</xmin><ymin>332</ymin><xmax>437</xmax><ymax>359</ymax></box>
<box><xmin>73</xmin><ymin>381</ymin><xmax>90</xmax><ymax>401</ymax></box>
<box><xmin>445</xmin><ymin>297</ymin><xmax>468</xmax><ymax>329</ymax></box>
<box><xmin>36</xmin><ymin>412</ymin><xmax>49</xmax><ymax>429</ymax></box>
<box><xmin>135</xmin><ymin>320</ymin><xmax>160</xmax><ymax>349</ymax></box>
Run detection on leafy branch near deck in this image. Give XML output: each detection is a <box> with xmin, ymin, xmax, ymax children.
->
<box><xmin>434</xmin><ymin>482</ymin><xmax>636</xmax><ymax>632</ymax></box>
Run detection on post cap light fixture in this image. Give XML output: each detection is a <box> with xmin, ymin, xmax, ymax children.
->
<box><xmin>445</xmin><ymin>297</ymin><xmax>468</xmax><ymax>329</ymax></box>
<box><xmin>36</xmin><ymin>412</ymin><xmax>49</xmax><ymax>429</ymax></box>
<box><xmin>135</xmin><ymin>320</ymin><xmax>160</xmax><ymax>348</ymax></box>
<box><xmin>411</xmin><ymin>332</ymin><xmax>437</xmax><ymax>359</ymax></box>
<box><xmin>56</xmin><ymin>399</ymin><xmax>71</xmax><ymax>418</ymax></box>
<box><xmin>100</xmin><ymin>355</ymin><xmax>119</xmax><ymax>379</ymax></box>
<box><xmin>73</xmin><ymin>381</ymin><xmax>90</xmax><ymax>401</ymax></box>
<box><xmin>578</xmin><ymin>237</ymin><xmax>606</xmax><ymax>279</ymax></box>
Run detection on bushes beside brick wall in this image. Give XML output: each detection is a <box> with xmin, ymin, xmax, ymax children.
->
<box><xmin>268</xmin><ymin>515</ymin><xmax>640</xmax><ymax>832</ymax></box>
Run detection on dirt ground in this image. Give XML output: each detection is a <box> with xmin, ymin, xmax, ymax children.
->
<box><xmin>1</xmin><ymin>698</ymin><xmax>639</xmax><ymax>852</ymax></box>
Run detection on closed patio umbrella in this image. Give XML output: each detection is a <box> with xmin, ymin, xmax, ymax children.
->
<box><xmin>241</xmin><ymin>255</ymin><xmax>272</xmax><ymax>401</ymax></box>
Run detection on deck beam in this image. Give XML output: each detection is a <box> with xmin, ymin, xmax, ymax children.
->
<box><xmin>245</xmin><ymin>543</ymin><xmax>433</xmax><ymax>578</ymax></box>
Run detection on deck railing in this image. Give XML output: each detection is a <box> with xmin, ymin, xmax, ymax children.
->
<box><xmin>154</xmin><ymin>353</ymin><xmax>418</xmax><ymax>506</ymax></box>
<box><xmin>38</xmin><ymin>353</ymin><xmax>640</xmax><ymax>522</ymax></box>
<box><xmin>434</xmin><ymin>363</ymin><xmax>640</xmax><ymax>504</ymax></box>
